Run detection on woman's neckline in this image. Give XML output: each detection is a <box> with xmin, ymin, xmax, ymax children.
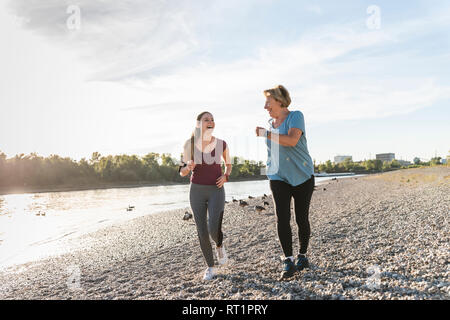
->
<box><xmin>271</xmin><ymin>110</ymin><xmax>291</xmax><ymax>129</ymax></box>
<box><xmin>195</xmin><ymin>137</ymin><xmax>217</xmax><ymax>153</ymax></box>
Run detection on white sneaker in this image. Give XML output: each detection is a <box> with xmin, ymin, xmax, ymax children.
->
<box><xmin>203</xmin><ymin>267</ymin><xmax>216</xmax><ymax>281</ymax></box>
<box><xmin>216</xmin><ymin>245</ymin><xmax>229</xmax><ymax>265</ymax></box>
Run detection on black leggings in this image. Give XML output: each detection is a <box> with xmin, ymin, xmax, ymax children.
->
<box><xmin>270</xmin><ymin>176</ymin><xmax>315</xmax><ymax>257</ymax></box>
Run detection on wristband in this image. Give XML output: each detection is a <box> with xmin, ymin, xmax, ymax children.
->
<box><xmin>178</xmin><ymin>162</ymin><xmax>187</xmax><ymax>173</ymax></box>
<box><xmin>257</xmin><ymin>128</ymin><xmax>267</xmax><ymax>137</ymax></box>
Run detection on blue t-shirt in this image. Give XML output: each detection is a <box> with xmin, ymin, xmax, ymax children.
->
<box><xmin>266</xmin><ymin>110</ymin><xmax>314</xmax><ymax>186</ymax></box>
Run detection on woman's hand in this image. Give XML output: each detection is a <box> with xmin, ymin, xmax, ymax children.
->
<box><xmin>187</xmin><ymin>160</ymin><xmax>196</xmax><ymax>171</ymax></box>
<box><xmin>255</xmin><ymin>127</ymin><xmax>267</xmax><ymax>137</ymax></box>
<box><xmin>216</xmin><ymin>175</ymin><xmax>227</xmax><ymax>188</ymax></box>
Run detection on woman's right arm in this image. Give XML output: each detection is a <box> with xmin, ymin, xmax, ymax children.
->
<box><xmin>256</xmin><ymin>126</ymin><xmax>302</xmax><ymax>147</ymax></box>
<box><xmin>179</xmin><ymin>141</ymin><xmax>195</xmax><ymax>177</ymax></box>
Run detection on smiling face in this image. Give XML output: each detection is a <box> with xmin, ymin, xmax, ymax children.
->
<box><xmin>198</xmin><ymin>112</ymin><xmax>215</xmax><ymax>134</ymax></box>
<box><xmin>264</xmin><ymin>96</ymin><xmax>283</xmax><ymax>118</ymax></box>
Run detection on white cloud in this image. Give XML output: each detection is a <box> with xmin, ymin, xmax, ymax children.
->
<box><xmin>122</xmin><ymin>23</ymin><xmax>449</xmax><ymax>125</ymax></box>
<box><xmin>5</xmin><ymin>0</ymin><xmax>203</xmax><ymax>81</ymax></box>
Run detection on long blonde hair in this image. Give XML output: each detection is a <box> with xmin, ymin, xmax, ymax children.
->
<box><xmin>190</xmin><ymin>111</ymin><xmax>212</xmax><ymax>161</ymax></box>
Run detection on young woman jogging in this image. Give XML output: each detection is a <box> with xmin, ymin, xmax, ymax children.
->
<box><xmin>179</xmin><ymin>111</ymin><xmax>232</xmax><ymax>280</ymax></box>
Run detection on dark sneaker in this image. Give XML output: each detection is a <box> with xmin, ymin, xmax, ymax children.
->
<box><xmin>280</xmin><ymin>258</ymin><xmax>297</xmax><ymax>279</ymax></box>
<box><xmin>296</xmin><ymin>254</ymin><xmax>310</xmax><ymax>271</ymax></box>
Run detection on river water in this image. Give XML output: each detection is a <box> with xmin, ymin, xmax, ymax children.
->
<box><xmin>0</xmin><ymin>175</ymin><xmax>361</xmax><ymax>268</ymax></box>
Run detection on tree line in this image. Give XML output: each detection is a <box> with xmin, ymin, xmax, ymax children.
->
<box><xmin>0</xmin><ymin>151</ymin><xmax>265</xmax><ymax>191</ymax></box>
<box><xmin>315</xmin><ymin>157</ymin><xmax>447</xmax><ymax>174</ymax></box>
<box><xmin>0</xmin><ymin>150</ymin><xmax>447</xmax><ymax>192</ymax></box>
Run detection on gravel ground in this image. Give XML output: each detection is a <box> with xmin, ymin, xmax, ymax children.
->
<box><xmin>0</xmin><ymin>166</ymin><xmax>448</xmax><ymax>300</ymax></box>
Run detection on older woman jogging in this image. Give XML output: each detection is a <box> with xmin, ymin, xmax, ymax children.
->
<box><xmin>256</xmin><ymin>85</ymin><xmax>315</xmax><ymax>280</ymax></box>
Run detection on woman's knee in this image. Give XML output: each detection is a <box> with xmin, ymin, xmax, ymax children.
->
<box><xmin>295</xmin><ymin>217</ymin><xmax>310</xmax><ymax>235</ymax></box>
<box><xmin>208</xmin><ymin>227</ymin><xmax>219</xmax><ymax>243</ymax></box>
<box><xmin>208</xmin><ymin>213</ymin><xmax>223</xmax><ymax>242</ymax></box>
<box><xmin>276</xmin><ymin>213</ymin><xmax>291</xmax><ymax>227</ymax></box>
<box><xmin>195</xmin><ymin>223</ymin><xmax>210</xmax><ymax>240</ymax></box>
<box><xmin>275</xmin><ymin>203</ymin><xmax>291</xmax><ymax>223</ymax></box>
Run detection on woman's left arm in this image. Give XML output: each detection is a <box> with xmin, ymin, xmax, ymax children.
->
<box><xmin>216</xmin><ymin>146</ymin><xmax>232</xmax><ymax>188</ymax></box>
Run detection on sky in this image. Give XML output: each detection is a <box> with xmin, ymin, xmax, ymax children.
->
<box><xmin>0</xmin><ymin>0</ymin><xmax>449</xmax><ymax>164</ymax></box>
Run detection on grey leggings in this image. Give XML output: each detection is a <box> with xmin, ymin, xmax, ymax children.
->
<box><xmin>189</xmin><ymin>183</ymin><xmax>225</xmax><ymax>267</ymax></box>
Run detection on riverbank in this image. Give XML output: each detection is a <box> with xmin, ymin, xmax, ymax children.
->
<box><xmin>0</xmin><ymin>170</ymin><xmax>395</xmax><ymax>197</ymax></box>
<box><xmin>0</xmin><ymin>170</ymin><xmax>393</xmax><ymax>196</ymax></box>
<box><xmin>0</xmin><ymin>166</ymin><xmax>448</xmax><ymax>300</ymax></box>
<box><xmin>0</xmin><ymin>175</ymin><xmax>269</xmax><ymax>196</ymax></box>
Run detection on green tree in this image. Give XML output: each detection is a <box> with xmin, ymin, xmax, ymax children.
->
<box><xmin>325</xmin><ymin>160</ymin><xmax>333</xmax><ymax>172</ymax></box>
<box><xmin>96</xmin><ymin>156</ymin><xmax>114</xmax><ymax>181</ymax></box>
<box><xmin>90</xmin><ymin>152</ymin><xmax>101</xmax><ymax>164</ymax></box>
<box><xmin>430</xmin><ymin>157</ymin><xmax>442</xmax><ymax>165</ymax></box>
<box><xmin>159</xmin><ymin>153</ymin><xmax>180</xmax><ymax>181</ymax></box>
<box><xmin>318</xmin><ymin>163</ymin><xmax>327</xmax><ymax>173</ymax></box>
<box><xmin>390</xmin><ymin>159</ymin><xmax>401</xmax><ymax>168</ymax></box>
<box><xmin>142</xmin><ymin>152</ymin><xmax>161</xmax><ymax>181</ymax></box>
<box><xmin>342</xmin><ymin>158</ymin><xmax>354</xmax><ymax>172</ymax></box>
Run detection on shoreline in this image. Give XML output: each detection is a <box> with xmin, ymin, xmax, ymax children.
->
<box><xmin>0</xmin><ymin>173</ymin><xmax>368</xmax><ymax>196</ymax></box>
<box><xmin>0</xmin><ymin>175</ymin><xmax>269</xmax><ymax>196</ymax></box>
<box><xmin>0</xmin><ymin>166</ymin><xmax>448</xmax><ymax>300</ymax></box>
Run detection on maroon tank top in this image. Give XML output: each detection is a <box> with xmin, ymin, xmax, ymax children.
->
<box><xmin>191</xmin><ymin>139</ymin><xmax>227</xmax><ymax>185</ymax></box>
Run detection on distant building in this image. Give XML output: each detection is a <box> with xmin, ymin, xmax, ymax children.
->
<box><xmin>334</xmin><ymin>155</ymin><xmax>352</xmax><ymax>164</ymax></box>
<box><xmin>376</xmin><ymin>153</ymin><xmax>395</xmax><ymax>163</ymax></box>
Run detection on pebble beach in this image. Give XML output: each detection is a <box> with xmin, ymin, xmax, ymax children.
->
<box><xmin>0</xmin><ymin>166</ymin><xmax>449</xmax><ymax>300</ymax></box>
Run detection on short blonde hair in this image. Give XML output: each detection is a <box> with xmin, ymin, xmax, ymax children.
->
<box><xmin>263</xmin><ymin>85</ymin><xmax>291</xmax><ymax>108</ymax></box>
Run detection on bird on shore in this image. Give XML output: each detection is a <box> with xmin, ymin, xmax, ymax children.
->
<box><xmin>263</xmin><ymin>201</ymin><xmax>270</xmax><ymax>206</ymax></box>
<box><xmin>239</xmin><ymin>200</ymin><xmax>249</xmax><ymax>207</ymax></box>
<box><xmin>183</xmin><ymin>211</ymin><xmax>193</xmax><ymax>221</ymax></box>
<box><xmin>232</xmin><ymin>198</ymin><xmax>238</xmax><ymax>203</ymax></box>
<box><xmin>225</xmin><ymin>200</ymin><xmax>229</xmax><ymax>204</ymax></box>
<box><xmin>41</xmin><ymin>212</ymin><xmax>46</xmax><ymax>216</ymax></box>
<box><xmin>262</xmin><ymin>194</ymin><xmax>268</xmax><ymax>199</ymax></box>
<box><xmin>126</xmin><ymin>205</ymin><xmax>134</xmax><ymax>212</ymax></box>
<box><xmin>248</xmin><ymin>195</ymin><xmax>254</xmax><ymax>199</ymax></box>
<box><xmin>255</xmin><ymin>205</ymin><xmax>266</xmax><ymax>213</ymax></box>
